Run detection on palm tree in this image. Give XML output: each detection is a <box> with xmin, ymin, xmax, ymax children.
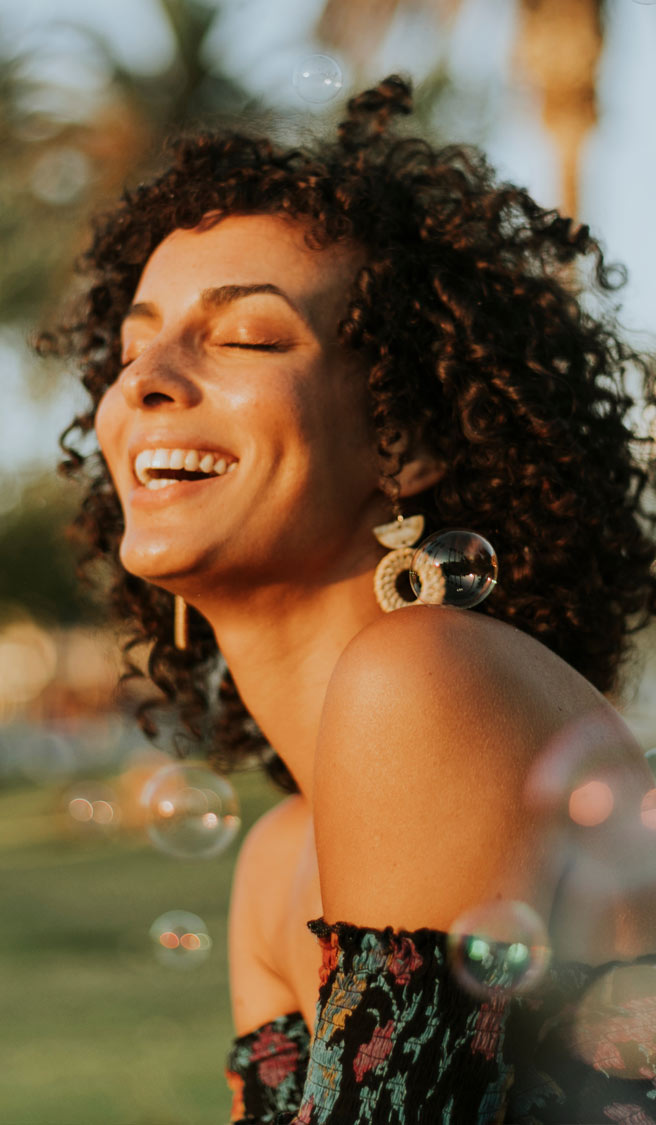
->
<box><xmin>315</xmin><ymin>0</ymin><xmax>606</xmax><ymax>218</ymax></box>
<box><xmin>512</xmin><ymin>0</ymin><xmax>605</xmax><ymax>218</ymax></box>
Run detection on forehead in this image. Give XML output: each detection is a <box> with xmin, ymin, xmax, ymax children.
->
<box><xmin>132</xmin><ymin>213</ymin><xmax>363</xmax><ymax>332</ymax></box>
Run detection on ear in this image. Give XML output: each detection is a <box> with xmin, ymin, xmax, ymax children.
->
<box><xmin>395</xmin><ymin>447</ymin><xmax>443</xmax><ymax>499</ymax></box>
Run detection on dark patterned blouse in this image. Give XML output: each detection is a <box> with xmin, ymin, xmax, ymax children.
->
<box><xmin>225</xmin><ymin>917</ymin><xmax>656</xmax><ymax>1125</ymax></box>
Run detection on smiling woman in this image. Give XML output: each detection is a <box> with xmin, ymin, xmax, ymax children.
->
<box><xmin>41</xmin><ymin>76</ymin><xmax>656</xmax><ymax>1123</ymax></box>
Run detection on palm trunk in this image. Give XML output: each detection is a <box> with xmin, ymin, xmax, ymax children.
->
<box><xmin>513</xmin><ymin>0</ymin><xmax>604</xmax><ymax>218</ymax></box>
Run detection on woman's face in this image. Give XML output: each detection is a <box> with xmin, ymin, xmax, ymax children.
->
<box><xmin>96</xmin><ymin>213</ymin><xmax>383</xmax><ymax>598</ymax></box>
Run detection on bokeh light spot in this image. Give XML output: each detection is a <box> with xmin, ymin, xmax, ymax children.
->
<box><xmin>568</xmin><ymin>779</ymin><xmax>614</xmax><ymax>827</ymax></box>
<box><xmin>68</xmin><ymin>797</ymin><xmax>93</xmax><ymax>823</ymax></box>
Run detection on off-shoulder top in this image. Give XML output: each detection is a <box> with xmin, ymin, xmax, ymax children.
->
<box><xmin>225</xmin><ymin>917</ymin><xmax>656</xmax><ymax>1124</ymax></box>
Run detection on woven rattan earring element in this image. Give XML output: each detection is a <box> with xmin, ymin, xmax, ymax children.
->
<box><xmin>174</xmin><ymin>595</ymin><xmax>189</xmax><ymax>650</ymax></box>
<box><xmin>373</xmin><ymin>514</ymin><xmax>425</xmax><ymax>613</ymax></box>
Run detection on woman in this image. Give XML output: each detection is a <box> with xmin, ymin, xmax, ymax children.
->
<box><xmin>50</xmin><ymin>76</ymin><xmax>656</xmax><ymax>1122</ymax></box>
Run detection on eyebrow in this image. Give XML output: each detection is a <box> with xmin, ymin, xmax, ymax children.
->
<box><xmin>123</xmin><ymin>284</ymin><xmax>310</xmax><ymax>328</ymax></box>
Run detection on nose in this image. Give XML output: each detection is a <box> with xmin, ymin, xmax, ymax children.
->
<box><xmin>118</xmin><ymin>345</ymin><xmax>202</xmax><ymax>411</ymax></box>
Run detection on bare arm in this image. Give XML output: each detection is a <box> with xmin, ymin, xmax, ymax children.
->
<box><xmin>313</xmin><ymin>605</ymin><xmax>572</xmax><ymax>930</ymax></box>
<box><xmin>228</xmin><ymin>800</ymin><xmax>303</xmax><ymax>1037</ymax></box>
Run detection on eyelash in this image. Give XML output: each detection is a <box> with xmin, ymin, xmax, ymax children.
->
<box><xmin>120</xmin><ymin>341</ymin><xmax>286</xmax><ymax>367</ymax></box>
<box><xmin>222</xmin><ymin>342</ymin><xmax>287</xmax><ymax>351</ymax></box>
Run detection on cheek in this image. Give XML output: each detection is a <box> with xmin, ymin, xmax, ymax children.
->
<box><xmin>95</xmin><ymin>385</ymin><xmax>124</xmax><ymax>473</ymax></box>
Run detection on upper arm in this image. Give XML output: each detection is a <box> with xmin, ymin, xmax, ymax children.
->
<box><xmin>227</xmin><ymin>797</ymin><xmax>301</xmax><ymax>1037</ymax></box>
<box><xmin>313</xmin><ymin>607</ymin><xmax>550</xmax><ymax>932</ymax></box>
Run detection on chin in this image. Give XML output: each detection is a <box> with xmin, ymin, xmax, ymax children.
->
<box><xmin>119</xmin><ymin>533</ymin><xmax>201</xmax><ymax>587</ymax></box>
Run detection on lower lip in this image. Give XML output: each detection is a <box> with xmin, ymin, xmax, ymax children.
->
<box><xmin>129</xmin><ymin>473</ymin><xmax>235</xmax><ymax>508</ymax></box>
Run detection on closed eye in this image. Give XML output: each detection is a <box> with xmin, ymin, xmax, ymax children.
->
<box><xmin>222</xmin><ymin>342</ymin><xmax>288</xmax><ymax>351</ymax></box>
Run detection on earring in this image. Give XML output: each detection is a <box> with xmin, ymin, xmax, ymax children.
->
<box><xmin>373</xmin><ymin>514</ymin><xmax>426</xmax><ymax>613</ymax></box>
<box><xmin>174</xmin><ymin>595</ymin><xmax>189</xmax><ymax>650</ymax></box>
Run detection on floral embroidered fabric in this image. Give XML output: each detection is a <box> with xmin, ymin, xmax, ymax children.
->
<box><xmin>225</xmin><ymin>1010</ymin><xmax>310</xmax><ymax>1123</ymax></box>
<box><xmin>267</xmin><ymin>918</ymin><xmax>656</xmax><ymax>1125</ymax></box>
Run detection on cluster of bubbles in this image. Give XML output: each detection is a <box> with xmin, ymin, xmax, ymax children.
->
<box><xmin>149</xmin><ymin>911</ymin><xmax>212</xmax><ymax>970</ymax></box>
<box><xmin>292</xmin><ymin>55</ymin><xmax>343</xmax><ymax>104</ymax></box>
<box><xmin>59</xmin><ymin>757</ymin><xmax>241</xmax><ymax>970</ymax></box>
<box><xmin>138</xmin><ymin>762</ymin><xmax>241</xmax><ymax>969</ymax></box>
<box><xmin>447</xmin><ymin>900</ymin><xmax>551</xmax><ymax>999</ymax></box>
<box><xmin>410</xmin><ymin>530</ymin><xmax>498</xmax><ymax>609</ymax></box>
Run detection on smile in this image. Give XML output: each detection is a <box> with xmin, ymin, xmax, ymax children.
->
<box><xmin>133</xmin><ymin>448</ymin><xmax>238</xmax><ymax>490</ymax></box>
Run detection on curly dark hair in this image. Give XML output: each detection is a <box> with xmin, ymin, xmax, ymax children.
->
<box><xmin>43</xmin><ymin>75</ymin><xmax>656</xmax><ymax>796</ymax></box>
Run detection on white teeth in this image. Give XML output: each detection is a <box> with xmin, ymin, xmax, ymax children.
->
<box><xmin>134</xmin><ymin>449</ymin><xmax>153</xmax><ymax>485</ymax></box>
<box><xmin>151</xmin><ymin>449</ymin><xmax>169</xmax><ymax>469</ymax></box>
<box><xmin>133</xmin><ymin>447</ymin><xmax>237</xmax><ymax>486</ymax></box>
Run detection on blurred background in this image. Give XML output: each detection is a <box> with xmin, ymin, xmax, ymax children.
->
<box><xmin>1</xmin><ymin>0</ymin><xmax>656</xmax><ymax>1121</ymax></box>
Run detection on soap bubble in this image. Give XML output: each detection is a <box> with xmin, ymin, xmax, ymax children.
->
<box><xmin>409</xmin><ymin>529</ymin><xmax>498</xmax><ymax>608</ymax></box>
<box><xmin>523</xmin><ymin>713</ymin><xmax>656</xmax><ymax>928</ymax></box>
<box><xmin>141</xmin><ymin>761</ymin><xmax>240</xmax><ymax>858</ymax></box>
<box><xmin>150</xmin><ymin>910</ymin><xmax>212</xmax><ymax>969</ymax></box>
<box><xmin>448</xmin><ymin>900</ymin><xmax>551</xmax><ymax>999</ymax></box>
<box><xmin>571</xmin><ymin>962</ymin><xmax>656</xmax><ymax>1078</ymax></box>
<box><xmin>292</xmin><ymin>55</ymin><xmax>343</xmax><ymax>103</ymax></box>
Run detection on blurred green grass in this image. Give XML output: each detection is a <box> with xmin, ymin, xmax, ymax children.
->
<box><xmin>0</xmin><ymin>767</ymin><xmax>281</xmax><ymax>1124</ymax></box>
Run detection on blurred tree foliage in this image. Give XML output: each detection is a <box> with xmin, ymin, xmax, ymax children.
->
<box><xmin>1</xmin><ymin>0</ymin><xmax>250</xmax><ymax>336</ymax></box>
<box><xmin>0</xmin><ymin>473</ymin><xmax>95</xmax><ymax>625</ymax></box>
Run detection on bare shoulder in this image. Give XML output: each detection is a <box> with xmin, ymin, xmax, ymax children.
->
<box><xmin>228</xmin><ymin>792</ymin><xmax>309</xmax><ymax>1036</ymax></box>
<box><xmin>233</xmin><ymin>792</ymin><xmax>309</xmax><ymax>895</ymax></box>
<box><xmin>314</xmin><ymin>606</ymin><xmax>627</xmax><ymax>930</ymax></box>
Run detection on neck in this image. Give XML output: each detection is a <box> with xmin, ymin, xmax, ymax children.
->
<box><xmin>192</xmin><ymin>566</ymin><xmax>383</xmax><ymax>804</ymax></box>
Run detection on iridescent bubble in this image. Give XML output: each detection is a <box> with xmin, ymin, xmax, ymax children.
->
<box><xmin>409</xmin><ymin>529</ymin><xmax>498</xmax><ymax>608</ymax></box>
<box><xmin>525</xmin><ymin>713</ymin><xmax>656</xmax><ymax>899</ymax></box>
<box><xmin>140</xmin><ymin>761</ymin><xmax>240</xmax><ymax>858</ymax></box>
<box><xmin>150</xmin><ymin>911</ymin><xmax>212</xmax><ymax>969</ymax></box>
<box><xmin>292</xmin><ymin>55</ymin><xmax>343</xmax><ymax>104</ymax></box>
<box><xmin>571</xmin><ymin>962</ymin><xmax>656</xmax><ymax>1078</ymax></box>
<box><xmin>447</xmin><ymin>900</ymin><xmax>551</xmax><ymax>999</ymax></box>
<box><xmin>645</xmin><ymin>748</ymin><xmax>656</xmax><ymax>780</ymax></box>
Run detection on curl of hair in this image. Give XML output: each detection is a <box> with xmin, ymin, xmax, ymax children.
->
<box><xmin>42</xmin><ymin>75</ymin><xmax>656</xmax><ymax>795</ymax></box>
